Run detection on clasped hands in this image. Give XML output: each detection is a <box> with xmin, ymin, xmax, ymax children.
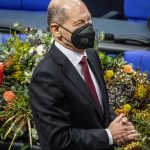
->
<box><xmin>108</xmin><ymin>113</ymin><xmax>140</xmax><ymax>146</ymax></box>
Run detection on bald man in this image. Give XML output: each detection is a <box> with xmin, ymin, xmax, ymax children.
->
<box><xmin>29</xmin><ymin>0</ymin><xmax>139</xmax><ymax>150</ymax></box>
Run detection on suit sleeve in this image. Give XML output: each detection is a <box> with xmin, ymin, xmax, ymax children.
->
<box><xmin>29</xmin><ymin>70</ymin><xmax>110</xmax><ymax>150</ymax></box>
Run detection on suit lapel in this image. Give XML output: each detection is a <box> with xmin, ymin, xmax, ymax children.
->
<box><xmin>62</xmin><ymin>58</ymin><xmax>105</xmax><ymax>124</ymax></box>
<box><xmin>49</xmin><ymin>44</ymin><xmax>104</xmax><ymax>124</ymax></box>
<box><xmin>87</xmin><ymin>50</ymin><xmax>110</xmax><ymax>126</ymax></box>
<box><xmin>49</xmin><ymin>44</ymin><xmax>91</xmax><ymax>101</ymax></box>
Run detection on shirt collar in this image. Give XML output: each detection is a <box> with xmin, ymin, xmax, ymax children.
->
<box><xmin>55</xmin><ymin>41</ymin><xmax>87</xmax><ymax>67</ymax></box>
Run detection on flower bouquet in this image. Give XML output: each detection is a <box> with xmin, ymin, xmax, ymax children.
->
<box><xmin>0</xmin><ymin>22</ymin><xmax>150</xmax><ymax>150</ymax></box>
<box><xmin>99</xmin><ymin>52</ymin><xmax>150</xmax><ymax>150</ymax></box>
<box><xmin>0</xmin><ymin>28</ymin><xmax>52</xmax><ymax>149</ymax></box>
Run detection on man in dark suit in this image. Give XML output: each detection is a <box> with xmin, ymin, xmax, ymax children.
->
<box><xmin>29</xmin><ymin>0</ymin><xmax>139</xmax><ymax>150</ymax></box>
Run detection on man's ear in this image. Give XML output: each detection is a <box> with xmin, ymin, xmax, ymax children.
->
<box><xmin>50</xmin><ymin>23</ymin><xmax>61</xmax><ymax>38</ymax></box>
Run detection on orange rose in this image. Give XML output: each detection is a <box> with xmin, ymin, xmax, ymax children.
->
<box><xmin>122</xmin><ymin>65</ymin><xmax>133</xmax><ymax>73</ymax></box>
<box><xmin>0</xmin><ymin>62</ymin><xmax>4</xmax><ymax>85</ymax></box>
<box><xmin>3</xmin><ymin>91</ymin><xmax>17</xmax><ymax>105</ymax></box>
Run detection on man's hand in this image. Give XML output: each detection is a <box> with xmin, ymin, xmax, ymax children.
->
<box><xmin>108</xmin><ymin>114</ymin><xmax>140</xmax><ymax>145</ymax></box>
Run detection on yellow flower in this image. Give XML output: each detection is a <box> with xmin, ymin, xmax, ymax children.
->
<box><xmin>135</xmin><ymin>84</ymin><xmax>149</xmax><ymax>101</ymax></box>
<box><xmin>115</xmin><ymin>108</ymin><xmax>125</xmax><ymax>115</ymax></box>
<box><xmin>105</xmin><ymin>70</ymin><xmax>114</xmax><ymax>78</ymax></box>
<box><xmin>131</xmin><ymin>109</ymin><xmax>136</xmax><ymax>113</ymax></box>
<box><xmin>123</xmin><ymin>142</ymin><xmax>142</xmax><ymax>150</ymax></box>
<box><xmin>123</xmin><ymin>104</ymin><xmax>132</xmax><ymax>113</ymax></box>
<box><xmin>12</xmin><ymin>71</ymin><xmax>23</xmax><ymax>81</ymax></box>
<box><xmin>104</xmin><ymin>75</ymin><xmax>111</xmax><ymax>82</ymax></box>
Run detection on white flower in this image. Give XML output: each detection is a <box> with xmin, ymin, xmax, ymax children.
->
<box><xmin>36</xmin><ymin>45</ymin><xmax>46</xmax><ymax>56</ymax></box>
<box><xmin>24</xmin><ymin>71</ymin><xmax>32</xmax><ymax>77</ymax></box>
<box><xmin>13</xmin><ymin>22</ymin><xmax>19</xmax><ymax>28</ymax></box>
<box><xmin>22</xmin><ymin>71</ymin><xmax>33</xmax><ymax>84</ymax></box>
<box><xmin>36</xmin><ymin>30</ymin><xmax>43</xmax><ymax>37</ymax></box>
<box><xmin>29</xmin><ymin>47</ymin><xmax>36</xmax><ymax>54</ymax></box>
<box><xmin>31</xmin><ymin>128</ymin><xmax>39</xmax><ymax>140</ymax></box>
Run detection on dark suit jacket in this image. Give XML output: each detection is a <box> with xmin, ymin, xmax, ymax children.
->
<box><xmin>29</xmin><ymin>43</ymin><xmax>114</xmax><ymax>150</ymax></box>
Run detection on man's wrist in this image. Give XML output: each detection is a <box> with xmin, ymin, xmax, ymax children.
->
<box><xmin>105</xmin><ymin>129</ymin><xmax>113</xmax><ymax>145</ymax></box>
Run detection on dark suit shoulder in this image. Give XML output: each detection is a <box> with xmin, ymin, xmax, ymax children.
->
<box><xmin>86</xmin><ymin>48</ymin><xmax>98</xmax><ymax>56</ymax></box>
<box><xmin>31</xmin><ymin>52</ymin><xmax>54</xmax><ymax>76</ymax></box>
<box><xmin>32</xmin><ymin>44</ymin><xmax>64</xmax><ymax>75</ymax></box>
<box><xmin>86</xmin><ymin>48</ymin><xmax>103</xmax><ymax>68</ymax></box>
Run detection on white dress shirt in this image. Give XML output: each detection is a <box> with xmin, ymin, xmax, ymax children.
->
<box><xmin>55</xmin><ymin>41</ymin><xmax>113</xmax><ymax>145</ymax></box>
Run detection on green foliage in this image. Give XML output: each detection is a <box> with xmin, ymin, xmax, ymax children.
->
<box><xmin>0</xmin><ymin>24</ymin><xmax>52</xmax><ymax>149</ymax></box>
<box><xmin>98</xmin><ymin>52</ymin><xmax>126</xmax><ymax>70</ymax></box>
<box><xmin>99</xmin><ymin>52</ymin><xmax>150</xmax><ymax>150</ymax></box>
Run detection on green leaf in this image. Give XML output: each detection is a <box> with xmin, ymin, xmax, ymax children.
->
<box><xmin>2</xmin><ymin>113</ymin><xmax>19</xmax><ymax>128</ymax></box>
<box><xmin>8</xmin><ymin>119</ymin><xmax>26</xmax><ymax>150</ymax></box>
<box><xmin>10</xmin><ymin>47</ymin><xmax>16</xmax><ymax>54</ymax></box>
<box><xmin>27</xmin><ymin>117</ymin><xmax>32</xmax><ymax>147</ymax></box>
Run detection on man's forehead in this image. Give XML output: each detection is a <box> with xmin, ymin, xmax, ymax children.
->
<box><xmin>71</xmin><ymin>12</ymin><xmax>91</xmax><ymax>22</ymax></box>
<box><xmin>64</xmin><ymin>4</ymin><xmax>91</xmax><ymax>22</ymax></box>
<box><xmin>49</xmin><ymin>0</ymin><xmax>91</xmax><ymax>23</ymax></box>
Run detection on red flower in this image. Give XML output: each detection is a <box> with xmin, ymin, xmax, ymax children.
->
<box><xmin>0</xmin><ymin>62</ymin><xmax>4</xmax><ymax>85</ymax></box>
<box><xmin>3</xmin><ymin>91</ymin><xmax>17</xmax><ymax>105</ymax></box>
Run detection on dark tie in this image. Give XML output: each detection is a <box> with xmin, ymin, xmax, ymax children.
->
<box><xmin>80</xmin><ymin>56</ymin><xmax>103</xmax><ymax>118</ymax></box>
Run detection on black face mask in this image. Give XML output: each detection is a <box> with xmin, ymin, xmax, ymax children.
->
<box><xmin>59</xmin><ymin>23</ymin><xmax>95</xmax><ymax>49</ymax></box>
